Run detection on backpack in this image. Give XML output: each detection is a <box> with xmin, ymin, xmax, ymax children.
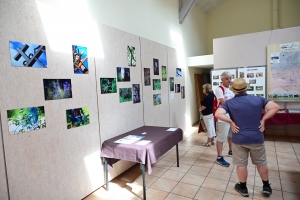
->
<box><xmin>213</xmin><ymin>86</ymin><xmax>225</xmax><ymax>122</ymax></box>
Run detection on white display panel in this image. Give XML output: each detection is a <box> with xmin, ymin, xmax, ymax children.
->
<box><xmin>211</xmin><ymin>69</ymin><xmax>236</xmax><ymax>92</ymax></box>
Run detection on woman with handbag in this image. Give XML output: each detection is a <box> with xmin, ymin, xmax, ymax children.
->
<box><xmin>199</xmin><ymin>83</ymin><xmax>216</xmax><ymax>146</ymax></box>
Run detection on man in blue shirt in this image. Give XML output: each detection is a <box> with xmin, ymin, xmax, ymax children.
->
<box><xmin>215</xmin><ymin>78</ymin><xmax>280</xmax><ymax>197</ymax></box>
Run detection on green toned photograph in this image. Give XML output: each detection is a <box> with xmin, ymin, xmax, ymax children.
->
<box><xmin>170</xmin><ymin>77</ymin><xmax>174</xmax><ymax>91</ymax></box>
<box><xmin>100</xmin><ymin>78</ymin><xmax>117</xmax><ymax>94</ymax></box>
<box><xmin>119</xmin><ymin>88</ymin><xmax>132</xmax><ymax>103</ymax></box>
<box><xmin>153</xmin><ymin>94</ymin><xmax>161</xmax><ymax>106</ymax></box>
<box><xmin>127</xmin><ymin>45</ymin><xmax>136</xmax><ymax>66</ymax></box>
<box><xmin>66</xmin><ymin>107</ymin><xmax>90</xmax><ymax>129</ymax></box>
<box><xmin>153</xmin><ymin>79</ymin><xmax>161</xmax><ymax>90</ymax></box>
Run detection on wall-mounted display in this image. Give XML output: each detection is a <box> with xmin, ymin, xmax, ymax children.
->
<box><xmin>175</xmin><ymin>84</ymin><xmax>180</xmax><ymax>93</ymax></box>
<box><xmin>144</xmin><ymin>68</ymin><xmax>151</xmax><ymax>86</ymax></box>
<box><xmin>132</xmin><ymin>84</ymin><xmax>141</xmax><ymax>104</ymax></box>
<box><xmin>153</xmin><ymin>58</ymin><xmax>159</xmax><ymax>75</ymax></box>
<box><xmin>153</xmin><ymin>79</ymin><xmax>161</xmax><ymax>90</ymax></box>
<box><xmin>72</xmin><ymin>45</ymin><xmax>89</xmax><ymax>74</ymax></box>
<box><xmin>66</xmin><ymin>107</ymin><xmax>90</xmax><ymax>129</ymax></box>
<box><xmin>119</xmin><ymin>88</ymin><xmax>132</xmax><ymax>103</ymax></box>
<box><xmin>117</xmin><ymin>67</ymin><xmax>130</xmax><ymax>82</ymax></box>
<box><xmin>127</xmin><ymin>45</ymin><xmax>136</xmax><ymax>66</ymax></box>
<box><xmin>7</xmin><ymin>106</ymin><xmax>46</xmax><ymax>134</ymax></box>
<box><xmin>181</xmin><ymin>86</ymin><xmax>185</xmax><ymax>99</ymax></box>
<box><xmin>211</xmin><ymin>69</ymin><xmax>236</xmax><ymax>92</ymax></box>
<box><xmin>9</xmin><ymin>41</ymin><xmax>47</xmax><ymax>68</ymax></box>
<box><xmin>176</xmin><ymin>68</ymin><xmax>182</xmax><ymax>77</ymax></box>
<box><xmin>43</xmin><ymin>79</ymin><xmax>72</xmax><ymax>100</ymax></box>
<box><xmin>170</xmin><ymin>77</ymin><xmax>174</xmax><ymax>91</ymax></box>
<box><xmin>100</xmin><ymin>78</ymin><xmax>117</xmax><ymax>94</ymax></box>
<box><xmin>162</xmin><ymin>66</ymin><xmax>167</xmax><ymax>81</ymax></box>
<box><xmin>153</xmin><ymin>94</ymin><xmax>161</xmax><ymax>106</ymax></box>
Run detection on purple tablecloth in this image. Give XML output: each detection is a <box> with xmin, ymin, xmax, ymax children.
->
<box><xmin>100</xmin><ymin>126</ymin><xmax>183</xmax><ymax>174</ymax></box>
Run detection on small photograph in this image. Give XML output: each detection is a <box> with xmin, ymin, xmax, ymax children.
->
<box><xmin>256</xmin><ymin>94</ymin><xmax>264</xmax><ymax>97</ymax></box>
<box><xmin>176</xmin><ymin>68</ymin><xmax>182</xmax><ymax>77</ymax></box>
<box><xmin>127</xmin><ymin>45</ymin><xmax>136</xmax><ymax>66</ymax></box>
<box><xmin>248</xmin><ymin>94</ymin><xmax>255</xmax><ymax>96</ymax></box>
<box><xmin>162</xmin><ymin>66</ymin><xmax>167</xmax><ymax>81</ymax></box>
<box><xmin>175</xmin><ymin>84</ymin><xmax>181</xmax><ymax>93</ymax></box>
<box><xmin>43</xmin><ymin>79</ymin><xmax>72</xmax><ymax>100</ymax></box>
<box><xmin>248</xmin><ymin>86</ymin><xmax>254</xmax><ymax>91</ymax></box>
<box><xmin>213</xmin><ymin>75</ymin><xmax>219</xmax><ymax>79</ymax></box>
<box><xmin>144</xmin><ymin>68</ymin><xmax>151</xmax><ymax>86</ymax></box>
<box><xmin>153</xmin><ymin>79</ymin><xmax>161</xmax><ymax>90</ymax></box>
<box><xmin>119</xmin><ymin>88</ymin><xmax>132</xmax><ymax>103</ymax></box>
<box><xmin>117</xmin><ymin>67</ymin><xmax>130</xmax><ymax>82</ymax></box>
<box><xmin>249</xmin><ymin>79</ymin><xmax>256</xmax><ymax>84</ymax></box>
<box><xmin>283</xmin><ymin>93</ymin><xmax>289</xmax><ymax>100</ymax></box>
<box><xmin>213</xmin><ymin>82</ymin><xmax>219</xmax><ymax>86</ymax></box>
<box><xmin>278</xmin><ymin>93</ymin><xmax>283</xmax><ymax>100</ymax></box>
<box><xmin>66</xmin><ymin>107</ymin><xmax>90</xmax><ymax>129</ymax></box>
<box><xmin>289</xmin><ymin>93</ymin><xmax>294</xmax><ymax>99</ymax></box>
<box><xmin>247</xmin><ymin>73</ymin><xmax>254</xmax><ymax>78</ymax></box>
<box><xmin>7</xmin><ymin>106</ymin><xmax>46</xmax><ymax>134</ymax></box>
<box><xmin>239</xmin><ymin>72</ymin><xmax>244</xmax><ymax>78</ymax></box>
<box><xmin>153</xmin><ymin>94</ymin><xmax>161</xmax><ymax>106</ymax></box>
<box><xmin>294</xmin><ymin>93</ymin><xmax>299</xmax><ymax>100</ymax></box>
<box><xmin>9</xmin><ymin>40</ymin><xmax>47</xmax><ymax>68</ymax></box>
<box><xmin>256</xmin><ymin>86</ymin><xmax>263</xmax><ymax>91</ymax></box>
<box><xmin>267</xmin><ymin>93</ymin><xmax>273</xmax><ymax>100</ymax></box>
<box><xmin>256</xmin><ymin>72</ymin><xmax>263</xmax><ymax>77</ymax></box>
<box><xmin>181</xmin><ymin>86</ymin><xmax>185</xmax><ymax>99</ymax></box>
<box><xmin>100</xmin><ymin>78</ymin><xmax>117</xmax><ymax>94</ymax></box>
<box><xmin>132</xmin><ymin>84</ymin><xmax>141</xmax><ymax>104</ymax></box>
<box><xmin>153</xmin><ymin>58</ymin><xmax>159</xmax><ymax>75</ymax></box>
<box><xmin>170</xmin><ymin>77</ymin><xmax>174</xmax><ymax>91</ymax></box>
<box><xmin>231</xmin><ymin>74</ymin><xmax>235</xmax><ymax>79</ymax></box>
<box><xmin>72</xmin><ymin>45</ymin><xmax>88</xmax><ymax>74</ymax></box>
<box><xmin>273</xmin><ymin>93</ymin><xmax>278</xmax><ymax>99</ymax></box>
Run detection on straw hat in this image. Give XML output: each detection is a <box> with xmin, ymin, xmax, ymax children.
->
<box><xmin>229</xmin><ymin>78</ymin><xmax>250</xmax><ymax>93</ymax></box>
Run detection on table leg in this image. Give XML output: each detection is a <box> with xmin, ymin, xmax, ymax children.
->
<box><xmin>140</xmin><ymin>163</ymin><xmax>146</xmax><ymax>200</ymax></box>
<box><xmin>176</xmin><ymin>144</ymin><xmax>179</xmax><ymax>167</ymax></box>
<box><xmin>104</xmin><ymin>158</ymin><xmax>109</xmax><ymax>191</ymax></box>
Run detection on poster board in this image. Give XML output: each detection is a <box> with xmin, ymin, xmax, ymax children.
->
<box><xmin>211</xmin><ymin>69</ymin><xmax>236</xmax><ymax>92</ymax></box>
<box><xmin>267</xmin><ymin>41</ymin><xmax>300</xmax><ymax>101</ymax></box>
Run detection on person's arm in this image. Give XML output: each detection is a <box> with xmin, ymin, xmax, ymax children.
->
<box><xmin>259</xmin><ymin>101</ymin><xmax>280</xmax><ymax>132</ymax></box>
<box><xmin>219</xmin><ymin>98</ymin><xmax>226</xmax><ymax>105</ymax></box>
<box><xmin>199</xmin><ymin>106</ymin><xmax>206</xmax><ymax>112</ymax></box>
<box><xmin>215</xmin><ymin>107</ymin><xmax>240</xmax><ymax>133</ymax></box>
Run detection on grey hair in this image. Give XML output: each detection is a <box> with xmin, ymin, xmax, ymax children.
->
<box><xmin>220</xmin><ymin>71</ymin><xmax>232</xmax><ymax>79</ymax></box>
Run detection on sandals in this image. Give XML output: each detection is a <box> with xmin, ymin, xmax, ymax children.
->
<box><xmin>202</xmin><ymin>143</ymin><xmax>211</xmax><ymax>147</ymax></box>
<box><xmin>211</xmin><ymin>141</ymin><xmax>215</xmax><ymax>145</ymax></box>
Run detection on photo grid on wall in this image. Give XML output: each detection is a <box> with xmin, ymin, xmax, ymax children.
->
<box><xmin>211</xmin><ymin>69</ymin><xmax>236</xmax><ymax>92</ymax></box>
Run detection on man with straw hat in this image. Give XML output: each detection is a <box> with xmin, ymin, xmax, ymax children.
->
<box><xmin>215</xmin><ymin>78</ymin><xmax>280</xmax><ymax>197</ymax></box>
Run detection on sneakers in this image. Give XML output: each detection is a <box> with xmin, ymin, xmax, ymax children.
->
<box><xmin>263</xmin><ymin>184</ymin><xmax>272</xmax><ymax>195</ymax></box>
<box><xmin>228</xmin><ymin>151</ymin><xmax>232</xmax><ymax>157</ymax></box>
<box><xmin>235</xmin><ymin>183</ymin><xmax>249</xmax><ymax>197</ymax></box>
<box><xmin>216</xmin><ymin>157</ymin><xmax>230</xmax><ymax>167</ymax></box>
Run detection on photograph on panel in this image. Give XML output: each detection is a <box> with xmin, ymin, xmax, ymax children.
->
<box><xmin>213</xmin><ymin>75</ymin><xmax>219</xmax><ymax>79</ymax></box>
<box><xmin>249</xmin><ymin>79</ymin><xmax>256</xmax><ymax>84</ymax></box>
<box><xmin>43</xmin><ymin>79</ymin><xmax>72</xmax><ymax>100</ymax></box>
<box><xmin>153</xmin><ymin>58</ymin><xmax>159</xmax><ymax>75</ymax></box>
<box><xmin>256</xmin><ymin>72</ymin><xmax>263</xmax><ymax>77</ymax></box>
<box><xmin>231</xmin><ymin>74</ymin><xmax>235</xmax><ymax>79</ymax></box>
<box><xmin>132</xmin><ymin>84</ymin><xmax>141</xmax><ymax>104</ymax></box>
<box><xmin>117</xmin><ymin>67</ymin><xmax>130</xmax><ymax>82</ymax></box>
<box><xmin>119</xmin><ymin>88</ymin><xmax>132</xmax><ymax>103</ymax></box>
<box><xmin>66</xmin><ymin>107</ymin><xmax>90</xmax><ymax>129</ymax></box>
<box><xmin>144</xmin><ymin>68</ymin><xmax>151</xmax><ymax>86</ymax></box>
<box><xmin>256</xmin><ymin>86</ymin><xmax>263</xmax><ymax>91</ymax></box>
<box><xmin>181</xmin><ymin>86</ymin><xmax>185</xmax><ymax>99</ymax></box>
<box><xmin>257</xmin><ymin>94</ymin><xmax>264</xmax><ymax>97</ymax></box>
<box><xmin>239</xmin><ymin>72</ymin><xmax>244</xmax><ymax>78</ymax></box>
<box><xmin>176</xmin><ymin>68</ymin><xmax>182</xmax><ymax>77</ymax></box>
<box><xmin>247</xmin><ymin>73</ymin><xmax>254</xmax><ymax>78</ymax></box>
<box><xmin>283</xmin><ymin>93</ymin><xmax>289</xmax><ymax>100</ymax></box>
<box><xmin>170</xmin><ymin>77</ymin><xmax>174</xmax><ymax>91</ymax></box>
<box><xmin>72</xmin><ymin>45</ymin><xmax>89</xmax><ymax>74</ymax></box>
<box><xmin>7</xmin><ymin>106</ymin><xmax>46</xmax><ymax>134</ymax></box>
<box><xmin>247</xmin><ymin>86</ymin><xmax>254</xmax><ymax>91</ymax></box>
<box><xmin>153</xmin><ymin>79</ymin><xmax>161</xmax><ymax>90</ymax></box>
<box><xmin>213</xmin><ymin>82</ymin><xmax>219</xmax><ymax>86</ymax></box>
<box><xmin>162</xmin><ymin>66</ymin><xmax>167</xmax><ymax>81</ymax></box>
<box><xmin>153</xmin><ymin>94</ymin><xmax>161</xmax><ymax>106</ymax></box>
<box><xmin>100</xmin><ymin>78</ymin><xmax>117</xmax><ymax>94</ymax></box>
<box><xmin>9</xmin><ymin>40</ymin><xmax>47</xmax><ymax>68</ymax></box>
<box><xmin>127</xmin><ymin>45</ymin><xmax>136</xmax><ymax>66</ymax></box>
<box><xmin>175</xmin><ymin>84</ymin><xmax>181</xmax><ymax>93</ymax></box>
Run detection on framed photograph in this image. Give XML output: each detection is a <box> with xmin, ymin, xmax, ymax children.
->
<box><xmin>127</xmin><ymin>45</ymin><xmax>136</xmax><ymax>66</ymax></box>
<box><xmin>100</xmin><ymin>78</ymin><xmax>117</xmax><ymax>94</ymax></box>
<box><xmin>66</xmin><ymin>107</ymin><xmax>90</xmax><ymax>129</ymax></box>
<box><xmin>153</xmin><ymin>58</ymin><xmax>159</xmax><ymax>75</ymax></box>
<box><xmin>72</xmin><ymin>45</ymin><xmax>89</xmax><ymax>74</ymax></box>
<box><xmin>43</xmin><ymin>79</ymin><xmax>72</xmax><ymax>100</ymax></box>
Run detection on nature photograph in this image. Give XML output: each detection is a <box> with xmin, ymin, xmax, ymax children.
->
<box><xmin>66</xmin><ymin>107</ymin><xmax>90</xmax><ymax>129</ymax></box>
<box><xmin>72</xmin><ymin>45</ymin><xmax>89</xmax><ymax>74</ymax></box>
<box><xmin>162</xmin><ymin>66</ymin><xmax>167</xmax><ymax>81</ymax></box>
<box><xmin>170</xmin><ymin>77</ymin><xmax>174</xmax><ymax>91</ymax></box>
<box><xmin>153</xmin><ymin>79</ymin><xmax>161</xmax><ymax>90</ymax></box>
<box><xmin>117</xmin><ymin>67</ymin><xmax>130</xmax><ymax>82</ymax></box>
<box><xmin>43</xmin><ymin>79</ymin><xmax>72</xmax><ymax>100</ymax></box>
<box><xmin>100</xmin><ymin>78</ymin><xmax>117</xmax><ymax>94</ymax></box>
<box><xmin>153</xmin><ymin>94</ymin><xmax>161</xmax><ymax>106</ymax></box>
<box><xmin>127</xmin><ymin>45</ymin><xmax>136</xmax><ymax>66</ymax></box>
<box><xmin>119</xmin><ymin>88</ymin><xmax>132</xmax><ymax>103</ymax></box>
<box><xmin>144</xmin><ymin>68</ymin><xmax>151</xmax><ymax>86</ymax></box>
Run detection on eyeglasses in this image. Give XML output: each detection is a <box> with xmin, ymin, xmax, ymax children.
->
<box><xmin>223</xmin><ymin>77</ymin><xmax>232</xmax><ymax>80</ymax></box>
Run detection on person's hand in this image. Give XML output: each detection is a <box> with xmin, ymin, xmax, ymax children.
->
<box><xmin>230</xmin><ymin>121</ymin><xmax>239</xmax><ymax>133</ymax></box>
<box><xmin>259</xmin><ymin>120</ymin><xmax>265</xmax><ymax>132</ymax></box>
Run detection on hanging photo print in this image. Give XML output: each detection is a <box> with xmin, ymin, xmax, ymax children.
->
<box><xmin>132</xmin><ymin>84</ymin><xmax>141</xmax><ymax>103</ymax></box>
<box><xmin>153</xmin><ymin>79</ymin><xmax>161</xmax><ymax>90</ymax></box>
<box><xmin>7</xmin><ymin>106</ymin><xmax>46</xmax><ymax>134</ymax></box>
<box><xmin>176</xmin><ymin>68</ymin><xmax>182</xmax><ymax>77</ymax></box>
<box><xmin>175</xmin><ymin>84</ymin><xmax>180</xmax><ymax>93</ymax></box>
<box><xmin>153</xmin><ymin>94</ymin><xmax>161</xmax><ymax>106</ymax></box>
<box><xmin>181</xmin><ymin>86</ymin><xmax>185</xmax><ymax>99</ymax></box>
<box><xmin>170</xmin><ymin>77</ymin><xmax>174</xmax><ymax>91</ymax></box>
<box><xmin>127</xmin><ymin>45</ymin><xmax>136</xmax><ymax>66</ymax></box>
<box><xmin>153</xmin><ymin>58</ymin><xmax>159</xmax><ymax>75</ymax></box>
<box><xmin>119</xmin><ymin>88</ymin><xmax>132</xmax><ymax>103</ymax></box>
<box><xmin>43</xmin><ymin>79</ymin><xmax>72</xmax><ymax>100</ymax></box>
<box><xmin>100</xmin><ymin>78</ymin><xmax>117</xmax><ymax>94</ymax></box>
<box><xmin>144</xmin><ymin>68</ymin><xmax>151</xmax><ymax>86</ymax></box>
<box><xmin>9</xmin><ymin>41</ymin><xmax>47</xmax><ymax>68</ymax></box>
<box><xmin>72</xmin><ymin>45</ymin><xmax>89</xmax><ymax>74</ymax></box>
<box><xmin>66</xmin><ymin>107</ymin><xmax>90</xmax><ymax>129</ymax></box>
<box><xmin>117</xmin><ymin>67</ymin><xmax>130</xmax><ymax>82</ymax></box>
<box><xmin>162</xmin><ymin>66</ymin><xmax>167</xmax><ymax>81</ymax></box>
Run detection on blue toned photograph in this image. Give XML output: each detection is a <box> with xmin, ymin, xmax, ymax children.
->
<box><xmin>66</xmin><ymin>107</ymin><xmax>90</xmax><ymax>129</ymax></box>
<box><xmin>72</xmin><ymin>45</ymin><xmax>89</xmax><ymax>74</ymax></box>
<box><xmin>9</xmin><ymin>41</ymin><xmax>47</xmax><ymax>68</ymax></box>
<box><xmin>176</xmin><ymin>68</ymin><xmax>182</xmax><ymax>77</ymax></box>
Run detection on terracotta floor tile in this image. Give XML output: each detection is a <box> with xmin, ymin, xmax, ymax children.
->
<box><xmin>161</xmin><ymin>154</ymin><xmax>178</xmax><ymax>162</ymax></box>
<box><xmin>105</xmin><ymin>179</ymin><xmax>127</xmax><ymax>192</ymax></box>
<box><xmin>208</xmin><ymin>168</ymin><xmax>232</xmax><ymax>180</ymax></box>
<box><xmin>253</xmin><ymin>186</ymin><xmax>283</xmax><ymax>200</ymax></box>
<box><xmin>150</xmin><ymin>177</ymin><xmax>178</xmax><ymax>192</ymax></box>
<box><xmin>170</xmin><ymin>163</ymin><xmax>192</xmax><ymax>173</ymax></box>
<box><xmin>194</xmin><ymin>187</ymin><xmax>225</xmax><ymax>200</ymax></box>
<box><xmin>225</xmin><ymin>181</ymin><xmax>254</xmax><ymax>197</ymax></box>
<box><xmin>202</xmin><ymin>177</ymin><xmax>228</xmax><ymax>192</ymax></box>
<box><xmin>133</xmin><ymin>174</ymin><xmax>158</xmax><ymax>187</ymax></box>
<box><xmin>188</xmin><ymin>145</ymin><xmax>207</xmax><ymax>153</ymax></box>
<box><xmin>193</xmin><ymin>158</ymin><xmax>215</xmax><ymax>168</ymax></box>
<box><xmin>276</xmin><ymin>152</ymin><xmax>297</xmax><ymax>160</ymax></box>
<box><xmin>160</xmin><ymin>169</ymin><xmax>185</xmax><ymax>181</ymax></box>
<box><xmin>277</xmin><ymin>157</ymin><xmax>300</xmax><ymax>166</ymax></box>
<box><xmin>212</xmin><ymin>162</ymin><xmax>235</xmax><ymax>172</ymax></box>
<box><xmin>109</xmin><ymin>193</ymin><xmax>136</xmax><ymax>200</ymax></box>
<box><xmin>164</xmin><ymin>193</ymin><xmax>192</xmax><ymax>199</ymax></box>
<box><xmin>199</xmin><ymin>152</ymin><xmax>217</xmax><ymax>161</ymax></box>
<box><xmin>148</xmin><ymin>166</ymin><xmax>168</xmax><ymax>177</ymax></box>
<box><xmin>139</xmin><ymin>188</ymin><xmax>169</xmax><ymax>200</ymax></box>
<box><xmin>152</xmin><ymin>160</ymin><xmax>174</xmax><ymax>168</ymax></box>
<box><xmin>187</xmin><ymin>165</ymin><xmax>211</xmax><ymax>176</ymax></box>
<box><xmin>178</xmin><ymin>156</ymin><xmax>198</xmax><ymax>165</ymax></box>
<box><xmin>282</xmin><ymin>191</ymin><xmax>300</xmax><ymax>200</ymax></box>
<box><xmin>171</xmin><ymin>182</ymin><xmax>200</xmax><ymax>198</ymax></box>
<box><xmin>230</xmin><ymin>172</ymin><xmax>255</xmax><ymax>186</ymax></box>
<box><xmin>280</xmin><ymin>171</ymin><xmax>300</xmax><ymax>183</ymax></box>
<box><xmin>115</xmin><ymin>171</ymin><xmax>141</xmax><ymax>183</ymax></box>
<box><xmin>267</xmin><ymin>162</ymin><xmax>279</xmax><ymax>171</ymax></box>
<box><xmin>117</xmin><ymin>183</ymin><xmax>143</xmax><ymax>198</ymax></box>
<box><xmin>255</xmin><ymin>169</ymin><xmax>280</xmax><ymax>179</ymax></box>
<box><xmin>83</xmin><ymin>186</ymin><xmax>115</xmax><ymax>200</ymax></box>
<box><xmin>254</xmin><ymin>177</ymin><xmax>282</xmax><ymax>191</ymax></box>
<box><xmin>223</xmin><ymin>192</ymin><xmax>252</xmax><ymax>200</ymax></box>
<box><xmin>167</xmin><ymin>149</ymin><xmax>188</xmax><ymax>157</ymax></box>
<box><xmin>180</xmin><ymin>173</ymin><xmax>205</xmax><ymax>186</ymax></box>
<box><xmin>266</xmin><ymin>151</ymin><xmax>277</xmax><ymax>157</ymax></box>
<box><xmin>281</xmin><ymin>180</ymin><xmax>300</xmax><ymax>194</ymax></box>
<box><xmin>183</xmin><ymin>151</ymin><xmax>202</xmax><ymax>159</ymax></box>
<box><xmin>278</xmin><ymin>163</ymin><xmax>300</xmax><ymax>173</ymax></box>
<box><xmin>177</xmin><ymin>146</ymin><xmax>192</xmax><ymax>151</ymax></box>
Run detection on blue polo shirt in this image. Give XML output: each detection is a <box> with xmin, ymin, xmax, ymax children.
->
<box><xmin>221</xmin><ymin>93</ymin><xmax>269</xmax><ymax>145</ymax></box>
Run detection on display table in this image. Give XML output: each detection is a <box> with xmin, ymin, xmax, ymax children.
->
<box><xmin>262</xmin><ymin>109</ymin><xmax>300</xmax><ymax>126</ymax></box>
<box><xmin>100</xmin><ymin>126</ymin><xmax>183</xmax><ymax>200</ymax></box>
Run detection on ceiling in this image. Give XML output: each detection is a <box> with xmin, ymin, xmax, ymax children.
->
<box><xmin>195</xmin><ymin>0</ymin><xmax>227</xmax><ymax>15</ymax></box>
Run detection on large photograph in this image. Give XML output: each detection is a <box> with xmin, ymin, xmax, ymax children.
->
<box><xmin>66</xmin><ymin>107</ymin><xmax>90</xmax><ymax>129</ymax></box>
<box><xmin>72</xmin><ymin>45</ymin><xmax>89</xmax><ymax>74</ymax></box>
<box><xmin>127</xmin><ymin>45</ymin><xmax>136</xmax><ymax>66</ymax></box>
<box><xmin>9</xmin><ymin>41</ymin><xmax>47</xmax><ymax>68</ymax></box>
<box><xmin>43</xmin><ymin>79</ymin><xmax>72</xmax><ymax>100</ymax></box>
<box><xmin>7</xmin><ymin>106</ymin><xmax>46</xmax><ymax>134</ymax></box>
<box><xmin>100</xmin><ymin>78</ymin><xmax>117</xmax><ymax>94</ymax></box>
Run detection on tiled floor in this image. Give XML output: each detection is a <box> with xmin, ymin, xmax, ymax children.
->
<box><xmin>84</xmin><ymin>127</ymin><xmax>300</xmax><ymax>200</ymax></box>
